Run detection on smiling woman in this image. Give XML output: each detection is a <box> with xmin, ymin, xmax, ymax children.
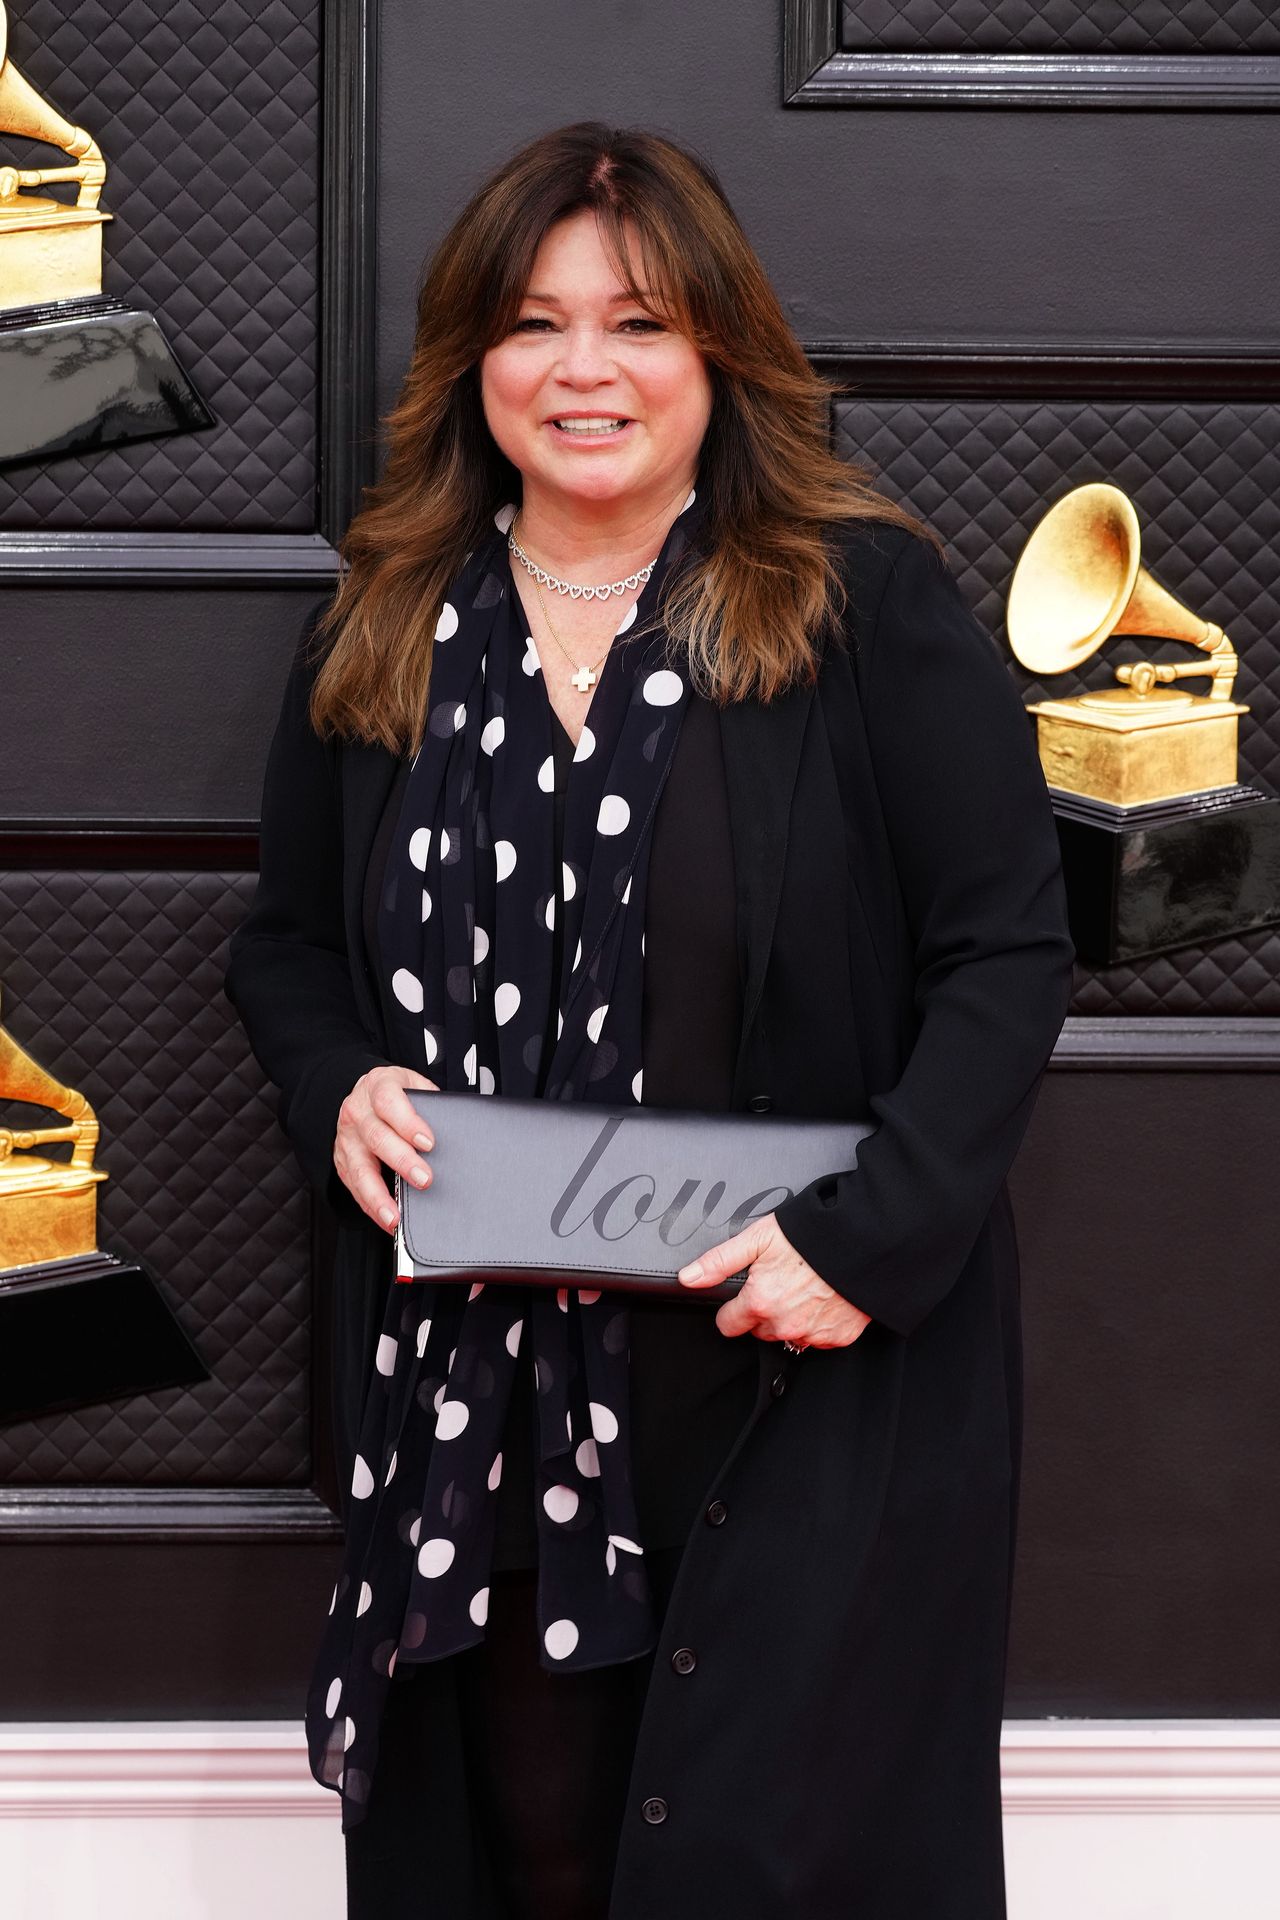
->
<box><xmin>225</xmin><ymin>118</ymin><xmax>1072</xmax><ymax>1920</ymax></box>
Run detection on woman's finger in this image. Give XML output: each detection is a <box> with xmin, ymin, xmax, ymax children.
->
<box><xmin>676</xmin><ymin>1218</ymin><xmax>770</xmax><ymax>1289</ymax></box>
<box><xmin>369</xmin><ymin>1069</ymin><xmax>440</xmax><ymax>1151</ymax></box>
<box><xmin>357</xmin><ymin>1112</ymin><xmax>434</xmax><ymax>1189</ymax></box>
<box><xmin>335</xmin><ymin>1135</ymin><xmax>402</xmax><ymax>1232</ymax></box>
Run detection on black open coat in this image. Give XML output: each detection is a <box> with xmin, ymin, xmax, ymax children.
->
<box><xmin>225</xmin><ymin>520</ymin><xmax>1074</xmax><ymax>1920</ymax></box>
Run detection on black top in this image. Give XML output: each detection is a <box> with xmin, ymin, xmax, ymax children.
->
<box><xmin>362</xmin><ymin>687</ymin><xmax>758</xmax><ymax>1568</ymax></box>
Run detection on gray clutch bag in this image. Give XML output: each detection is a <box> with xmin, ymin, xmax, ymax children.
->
<box><xmin>394</xmin><ymin>1088</ymin><xmax>875</xmax><ymax>1304</ymax></box>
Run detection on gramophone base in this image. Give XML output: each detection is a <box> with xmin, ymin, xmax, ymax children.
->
<box><xmin>0</xmin><ymin>1250</ymin><xmax>209</xmax><ymax>1423</ymax></box>
<box><xmin>0</xmin><ymin>294</ymin><xmax>214</xmax><ymax>468</ymax></box>
<box><xmin>1050</xmin><ymin>783</ymin><xmax>1280</xmax><ymax>964</ymax></box>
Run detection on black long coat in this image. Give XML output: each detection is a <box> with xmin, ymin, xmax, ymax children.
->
<box><xmin>225</xmin><ymin>520</ymin><xmax>1075</xmax><ymax>1919</ymax></box>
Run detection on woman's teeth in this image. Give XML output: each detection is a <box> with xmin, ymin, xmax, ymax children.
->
<box><xmin>552</xmin><ymin>418</ymin><xmax>628</xmax><ymax>435</ymax></box>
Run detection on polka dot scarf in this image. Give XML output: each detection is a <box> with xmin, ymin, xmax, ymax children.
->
<box><xmin>306</xmin><ymin>489</ymin><xmax>703</xmax><ymax>1827</ymax></box>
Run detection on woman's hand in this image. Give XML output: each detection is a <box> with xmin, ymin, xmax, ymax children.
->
<box><xmin>333</xmin><ymin>1064</ymin><xmax>440</xmax><ymax>1232</ymax></box>
<box><xmin>677</xmin><ymin>1214</ymin><xmax>872</xmax><ymax>1349</ymax></box>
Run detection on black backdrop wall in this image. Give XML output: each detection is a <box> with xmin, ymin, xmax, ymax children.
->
<box><xmin>0</xmin><ymin>0</ymin><xmax>1276</xmax><ymax>1718</ymax></box>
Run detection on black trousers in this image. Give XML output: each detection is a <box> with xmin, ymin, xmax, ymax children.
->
<box><xmin>345</xmin><ymin>1544</ymin><xmax>686</xmax><ymax>1920</ymax></box>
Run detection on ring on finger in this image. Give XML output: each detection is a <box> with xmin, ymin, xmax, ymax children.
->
<box><xmin>782</xmin><ymin>1339</ymin><xmax>807</xmax><ymax>1356</ymax></box>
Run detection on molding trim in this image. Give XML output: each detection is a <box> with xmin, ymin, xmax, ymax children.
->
<box><xmin>0</xmin><ymin>1488</ymin><xmax>342</xmax><ymax>1544</ymax></box>
<box><xmin>1000</xmin><ymin>1720</ymin><xmax>1280</xmax><ymax>1816</ymax></box>
<box><xmin>0</xmin><ymin>1719</ymin><xmax>1275</xmax><ymax>1820</ymax></box>
<box><xmin>0</xmin><ymin>532</ymin><xmax>340</xmax><ymax>588</ymax></box>
<box><xmin>1054</xmin><ymin>1018</ymin><xmax>1280</xmax><ymax>1071</ymax></box>
<box><xmin>807</xmin><ymin>340</ymin><xmax>1280</xmax><ymax>402</ymax></box>
<box><xmin>0</xmin><ymin>823</ymin><xmax>259</xmax><ymax>869</ymax></box>
<box><xmin>783</xmin><ymin>3</ymin><xmax>1280</xmax><ymax>109</ymax></box>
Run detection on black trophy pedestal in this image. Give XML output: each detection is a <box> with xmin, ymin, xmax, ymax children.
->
<box><xmin>0</xmin><ymin>1250</ymin><xmax>209</xmax><ymax>1423</ymax></box>
<box><xmin>1051</xmin><ymin>782</ymin><xmax>1280</xmax><ymax>965</ymax></box>
<box><xmin>0</xmin><ymin>294</ymin><xmax>214</xmax><ymax>467</ymax></box>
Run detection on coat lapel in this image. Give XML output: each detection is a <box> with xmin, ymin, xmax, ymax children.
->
<box><xmin>718</xmin><ymin>676</ymin><xmax>817</xmax><ymax>1094</ymax></box>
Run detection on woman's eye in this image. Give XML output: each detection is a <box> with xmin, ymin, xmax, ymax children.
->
<box><xmin>619</xmin><ymin>317</ymin><xmax>664</xmax><ymax>334</ymax></box>
<box><xmin>513</xmin><ymin>316</ymin><xmax>555</xmax><ymax>333</ymax></box>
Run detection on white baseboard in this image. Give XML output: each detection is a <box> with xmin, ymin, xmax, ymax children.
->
<box><xmin>0</xmin><ymin>1719</ymin><xmax>1275</xmax><ymax>1919</ymax></box>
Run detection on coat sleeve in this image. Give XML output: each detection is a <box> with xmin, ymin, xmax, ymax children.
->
<box><xmin>223</xmin><ymin>612</ymin><xmax>391</xmax><ymax>1219</ymax></box>
<box><xmin>772</xmin><ymin>531</ymin><xmax>1075</xmax><ymax>1337</ymax></box>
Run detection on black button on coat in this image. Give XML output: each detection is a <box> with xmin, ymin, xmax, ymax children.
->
<box><xmin>225</xmin><ymin>521</ymin><xmax>1075</xmax><ymax>1919</ymax></box>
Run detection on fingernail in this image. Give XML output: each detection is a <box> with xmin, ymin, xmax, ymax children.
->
<box><xmin>678</xmin><ymin>1262</ymin><xmax>703</xmax><ymax>1282</ymax></box>
<box><xmin>409</xmin><ymin>1166</ymin><xmax>429</xmax><ymax>1187</ymax></box>
<box><xmin>414</xmin><ymin>1133</ymin><xmax>432</xmax><ymax>1152</ymax></box>
<box><xmin>380</xmin><ymin>1206</ymin><xmax>397</xmax><ymax>1229</ymax></box>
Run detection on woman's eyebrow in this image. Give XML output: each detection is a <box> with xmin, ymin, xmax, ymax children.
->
<box><xmin>520</xmin><ymin>289</ymin><xmax>653</xmax><ymax>305</ymax></box>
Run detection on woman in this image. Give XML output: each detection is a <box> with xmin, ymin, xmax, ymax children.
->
<box><xmin>226</xmin><ymin>122</ymin><xmax>1074</xmax><ymax>1919</ymax></box>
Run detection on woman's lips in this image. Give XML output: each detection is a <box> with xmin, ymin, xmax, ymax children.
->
<box><xmin>546</xmin><ymin>417</ymin><xmax>634</xmax><ymax>445</ymax></box>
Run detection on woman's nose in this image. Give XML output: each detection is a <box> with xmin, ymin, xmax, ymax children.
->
<box><xmin>554</xmin><ymin>324</ymin><xmax>618</xmax><ymax>388</ymax></box>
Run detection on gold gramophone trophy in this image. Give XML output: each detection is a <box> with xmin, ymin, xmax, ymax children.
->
<box><xmin>0</xmin><ymin>982</ymin><xmax>206</xmax><ymax>1421</ymax></box>
<box><xmin>1007</xmin><ymin>482</ymin><xmax>1280</xmax><ymax>963</ymax></box>
<box><xmin>0</xmin><ymin>0</ymin><xmax>211</xmax><ymax>465</ymax></box>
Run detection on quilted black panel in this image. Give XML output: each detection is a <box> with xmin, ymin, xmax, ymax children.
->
<box><xmin>0</xmin><ymin>871</ymin><xmax>312</xmax><ymax>1483</ymax></box>
<box><xmin>841</xmin><ymin>1</ymin><xmax>1280</xmax><ymax>53</ymax></box>
<box><xmin>0</xmin><ymin>0</ymin><xmax>319</xmax><ymax>531</ymax></box>
<box><xmin>834</xmin><ymin>395</ymin><xmax>1280</xmax><ymax>1015</ymax></box>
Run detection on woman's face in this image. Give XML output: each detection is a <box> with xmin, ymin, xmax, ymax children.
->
<box><xmin>480</xmin><ymin>209</ymin><xmax>712</xmax><ymax>521</ymax></box>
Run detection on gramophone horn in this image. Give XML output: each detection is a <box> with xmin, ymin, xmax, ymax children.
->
<box><xmin>1007</xmin><ymin>481</ymin><xmax>1230</xmax><ymax>688</ymax></box>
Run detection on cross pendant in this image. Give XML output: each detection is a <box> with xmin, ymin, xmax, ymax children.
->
<box><xmin>570</xmin><ymin>664</ymin><xmax>597</xmax><ymax>693</ymax></box>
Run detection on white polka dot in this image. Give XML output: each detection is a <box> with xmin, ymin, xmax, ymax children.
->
<box><xmin>523</xmin><ymin>634</ymin><xmax>541</xmax><ymax>676</ymax></box>
<box><xmin>566</xmin><ymin>1409</ymin><xmax>573</xmax><ymax>1443</ymax></box>
<box><xmin>440</xmin><ymin>829</ymin><xmax>451</xmax><ymax>860</ymax></box>
<box><xmin>384</xmin><ymin>1450</ymin><xmax>397</xmax><ymax>1486</ymax></box>
<box><xmin>579</xmin><ymin>1289</ymin><xmax>601</xmax><ymax>1305</ymax></box>
<box><xmin>576</xmin><ymin>1437</ymin><xmax>600</xmax><ymax>1478</ymax></box>
<box><xmin>488</xmin><ymin>1451</ymin><xmax>503</xmax><ymax>1490</ymax></box>
<box><xmin>408</xmin><ymin>826</ymin><xmax>432</xmax><ymax>870</ymax></box>
<box><xmin>447</xmin><ymin>1347</ymin><xmax>457</xmax><ymax>1372</ymax></box>
<box><xmin>608</xmin><ymin>1533</ymin><xmax>642</xmax><ymax>1554</ymax></box>
<box><xmin>357</xmin><ymin>1580</ymin><xmax>374</xmax><ymax>1615</ymax></box>
<box><xmin>351</xmin><ymin>1455</ymin><xmax>374</xmax><ymax>1500</ymax></box>
<box><xmin>409</xmin><ymin>1516</ymin><xmax>422</xmax><ymax>1546</ymax></box>
<box><xmin>681</xmin><ymin>486</ymin><xmax>696</xmax><ymax>512</ymax></box>
<box><xmin>573</xmin><ymin>938</ymin><xmax>583</xmax><ymax>970</ymax></box>
<box><xmin>586</xmin><ymin>1003</ymin><xmax>609</xmax><ymax>1044</ymax></box>
<box><xmin>328</xmin><ymin>1583</ymin><xmax>338</xmax><ymax>1616</ymax></box>
<box><xmin>544</xmin><ymin>1619</ymin><xmax>579</xmax><ymax>1661</ymax></box>
<box><xmin>505</xmin><ymin>1320</ymin><xmax>523</xmax><ymax>1357</ymax></box>
<box><xmin>435</xmin><ymin>602</ymin><xmax>459</xmax><ymax>641</ymax></box>
<box><xmin>469</xmin><ymin>1587</ymin><xmax>490</xmax><ymax>1626</ymax></box>
<box><xmin>481</xmin><ymin>716</ymin><xmax>505</xmax><ymax>755</ymax></box>
<box><xmin>473</xmin><ymin>925</ymin><xmax>489</xmax><ymax>963</ymax></box>
<box><xmin>562</xmin><ymin>862</ymin><xmax>577</xmax><ymax>901</ymax></box>
<box><xmin>597</xmin><ymin>794</ymin><xmax>630</xmax><ymax>835</ymax></box>
<box><xmin>433</xmin><ymin>1383</ymin><xmax>447</xmax><ymax>1411</ymax></box>
<box><xmin>494</xmin><ymin>982</ymin><xmax>521</xmax><ymax>1026</ymax></box>
<box><xmin>632</xmin><ymin>1070</ymin><xmax>643</xmax><ymax>1102</ymax></box>
<box><xmin>344</xmin><ymin>1716</ymin><xmax>357</xmax><ymax>1751</ymax></box>
<box><xmin>417</xmin><ymin>1537</ymin><xmax>455</xmax><ymax>1579</ymax></box>
<box><xmin>376</xmin><ymin>1334</ymin><xmax>397</xmax><ymax>1377</ymax></box>
<box><xmin>556</xmin><ymin>1287</ymin><xmax>569</xmax><ymax>1312</ymax></box>
<box><xmin>545</xmin><ymin>894</ymin><xmax>556</xmax><ymax>931</ymax></box>
<box><xmin>392</xmin><ymin>969</ymin><xmax>424</xmax><ymax>1014</ymax></box>
<box><xmin>590</xmin><ymin>1402</ymin><xmax>619</xmax><ymax>1443</ymax></box>
<box><xmin>421</xmin><ymin>888</ymin><xmax>432</xmax><ymax>922</ymax></box>
<box><xmin>573</xmin><ymin>725</ymin><xmax>595</xmax><ymax>763</ymax></box>
<box><xmin>556</xmin><ymin>1008</ymin><xmax>564</xmax><ymax>1039</ymax></box>
<box><xmin>478</xmin><ymin>1065</ymin><xmax>496</xmax><ymax>1095</ymax></box>
<box><xmin>416</xmin><ymin>1316</ymin><xmax>432</xmax><ymax>1357</ymax></box>
<box><xmin>388</xmin><ymin>1651</ymin><xmax>397</xmax><ymax>1677</ymax></box>
<box><xmin>537</xmin><ymin>754</ymin><xmax>554</xmax><ymax>793</ymax></box>
<box><xmin>436</xmin><ymin>1400</ymin><xmax>470</xmax><ymax>1440</ymax></box>
<box><xmin>615</xmin><ymin>601</ymin><xmax>638</xmax><ymax>635</ymax></box>
<box><xmin>543</xmin><ymin>1484</ymin><xmax>580</xmax><ymax>1524</ymax></box>
<box><xmin>463</xmin><ymin>1043</ymin><xmax>477</xmax><ymax>1086</ymax></box>
<box><xmin>605</xmin><ymin>1543</ymin><xmax>617</xmax><ymax>1575</ymax></box>
<box><xmin>495</xmin><ymin>839</ymin><xmax>517</xmax><ymax>880</ymax></box>
<box><xmin>620</xmin><ymin>875</ymin><xmax>632</xmax><ymax>905</ymax></box>
<box><xmin>468</xmin><ymin>1282</ymin><xmax>485</xmax><ymax>1301</ymax></box>
<box><xmin>494</xmin><ymin>502</ymin><xmax>517</xmax><ymax>532</ymax></box>
<box><xmin>642</xmin><ymin>669</ymin><xmax>683</xmax><ymax>706</ymax></box>
<box><xmin>326</xmin><ymin>1677</ymin><xmax>342</xmax><ymax>1717</ymax></box>
<box><xmin>423</xmin><ymin>1026</ymin><xmax>438</xmax><ymax>1064</ymax></box>
<box><xmin>453</xmin><ymin>703</ymin><xmax>467</xmax><ymax>733</ymax></box>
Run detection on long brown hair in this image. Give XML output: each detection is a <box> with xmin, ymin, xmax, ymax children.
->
<box><xmin>310</xmin><ymin>121</ymin><xmax>937</xmax><ymax>752</ymax></box>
